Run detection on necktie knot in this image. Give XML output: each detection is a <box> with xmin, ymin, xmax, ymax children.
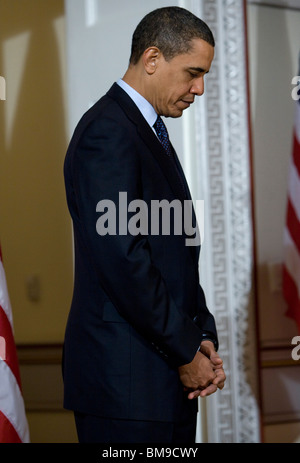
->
<box><xmin>153</xmin><ymin>116</ymin><xmax>173</xmax><ymax>156</ymax></box>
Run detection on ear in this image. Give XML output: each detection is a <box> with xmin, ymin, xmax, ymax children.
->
<box><xmin>142</xmin><ymin>47</ymin><xmax>161</xmax><ymax>75</ymax></box>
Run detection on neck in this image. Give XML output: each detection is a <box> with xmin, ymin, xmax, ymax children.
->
<box><xmin>122</xmin><ymin>66</ymin><xmax>152</xmax><ymax>106</ymax></box>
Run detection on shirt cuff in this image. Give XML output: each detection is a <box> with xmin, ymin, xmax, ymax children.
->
<box><xmin>198</xmin><ymin>333</ymin><xmax>218</xmax><ymax>351</ymax></box>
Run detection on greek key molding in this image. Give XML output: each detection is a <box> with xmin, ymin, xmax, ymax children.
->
<box><xmin>191</xmin><ymin>0</ymin><xmax>261</xmax><ymax>443</ymax></box>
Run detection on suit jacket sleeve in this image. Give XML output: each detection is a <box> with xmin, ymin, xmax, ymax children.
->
<box><xmin>68</xmin><ymin>115</ymin><xmax>213</xmax><ymax>366</ymax></box>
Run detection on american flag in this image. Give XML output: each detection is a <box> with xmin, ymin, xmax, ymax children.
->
<box><xmin>282</xmin><ymin>59</ymin><xmax>300</xmax><ymax>333</ymax></box>
<box><xmin>0</xmin><ymin>244</ymin><xmax>30</xmax><ymax>442</ymax></box>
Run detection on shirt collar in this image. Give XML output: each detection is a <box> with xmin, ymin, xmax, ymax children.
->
<box><xmin>117</xmin><ymin>78</ymin><xmax>157</xmax><ymax>129</ymax></box>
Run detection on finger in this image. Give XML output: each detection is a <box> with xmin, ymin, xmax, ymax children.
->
<box><xmin>210</xmin><ymin>354</ymin><xmax>223</xmax><ymax>366</ymax></box>
<box><xmin>187</xmin><ymin>383</ymin><xmax>218</xmax><ymax>400</ymax></box>
<box><xmin>187</xmin><ymin>389</ymin><xmax>203</xmax><ymax>400</ymax></box>
<box><xmin>211</xmin><ymin>361</ymin><xmax>223</xmax><ymax>371</ymax></box>
<box><xmin>199</xmin><ymin>383</ymin><xmax>218</xmax><ymax>398</ymax></box>
<box><xmin>213</xmin><ymin>368</ymin><xmax>225</xmax><ymax>381</ymax></box>
<box><xmin>212</xmin><ymin>369</ymin><xmax>226</xmax><ymax>389</ymax></box>
<box><xmin>213</xmin><ymin>379</ymin><xmax>225</xmax><ymax>390</ymax></box>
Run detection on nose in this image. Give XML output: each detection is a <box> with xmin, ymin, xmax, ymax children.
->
<box><xmin>190</xmin><ymin>76</ymin><xmax>204</xmax><ymax>96</ymax></box>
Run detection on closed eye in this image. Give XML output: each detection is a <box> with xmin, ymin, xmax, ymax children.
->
<box><xmin>187</xmin><ymin>67</ymin><xmax>209</xmax><ymax>78</ymax></box>
<box><xmin>189</xmin><ymin>71</ymin><xmax>200</xmax><ymax>78</ymax></box>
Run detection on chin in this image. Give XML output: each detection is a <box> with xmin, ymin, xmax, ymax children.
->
<box><xmin>165</xmin><ymin>108</ymin><xmax>183</xmax><ymax>118</ymax></box>
<box><xmin>172</xmin><ymin>111</ymin><xmax>184</xmax><ymax>119</ymax></box>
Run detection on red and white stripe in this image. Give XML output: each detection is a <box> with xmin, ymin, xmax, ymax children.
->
<box><xmin>283</xmin><ymin>82</ymin><xmax>300</xmax><ymax>333</ymax></box>
<box><xmin>0</xmin><ymin>246</ymin><xmax>30</xmax><ymax>442</ymax></box>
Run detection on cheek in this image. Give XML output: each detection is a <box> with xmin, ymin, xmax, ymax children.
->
<box><xmin>159</xmin><ymin>87</ymin><xmax>173</xmax><ymax>108</ymax></box>
<box><xmin>165</xmin><ymin>86</ymin><xmax>183</xmax><ymax>104</ymax></box>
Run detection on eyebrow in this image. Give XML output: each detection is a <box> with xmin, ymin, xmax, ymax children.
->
<box><xmin>187</xmin><ymin>67</ymin><xmax>210</xmax><ymax>74</ymax></box>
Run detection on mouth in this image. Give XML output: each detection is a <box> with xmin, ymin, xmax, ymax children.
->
<box><xmin>181</xmin><ymin>99</ymin><xmax>194</xmax><ymax>108</ymax></box>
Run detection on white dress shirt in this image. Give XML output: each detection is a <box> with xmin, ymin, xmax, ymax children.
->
<box><xmin>116</xmin><ymin>78</ymin><xmax>158</xmax><ymax>133</ymax></box>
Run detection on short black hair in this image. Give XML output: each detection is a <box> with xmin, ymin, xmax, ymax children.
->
<box><xmin>129</xmin><ymin>6</ymin><xmax>215</xmax><ymax>65</ymax></box>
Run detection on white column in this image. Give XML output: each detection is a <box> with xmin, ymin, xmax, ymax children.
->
<box><xmin>190</xmin><ymin>0</ymin><xmax>261</xmax><ymax>443</ymax></box>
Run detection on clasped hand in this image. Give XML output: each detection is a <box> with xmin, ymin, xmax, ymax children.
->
<box><xmin>178</xmin><ymin>340</ymin><xmax>226</xmax><ymax>400</ymax></box>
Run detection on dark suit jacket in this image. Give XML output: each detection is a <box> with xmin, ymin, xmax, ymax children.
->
<box><xmin>62</xmin><ymin>83</ymin><xmax>218</xmax><ymax>423</ymax></box>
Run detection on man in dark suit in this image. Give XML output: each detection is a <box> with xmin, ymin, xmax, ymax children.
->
<box><xmin>63</xmin><ymin>6</ymin><xmax>226</xmax><ymax>443</ymax></box>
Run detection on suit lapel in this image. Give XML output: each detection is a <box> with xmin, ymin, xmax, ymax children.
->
<box><xmin>107</xmin><ymin>83</ymin><xmax>187</xmax><ymax>203</ymax></box>
<box><xmin>107</xmin><ymin>83</ymin><xmax>199</xmax><ymax>261</ymax></box>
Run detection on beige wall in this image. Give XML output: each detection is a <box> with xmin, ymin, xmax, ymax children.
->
<box><xmin>0</xmin><ymin>0</ymin><xmax>74</xmax><ymax>443</ymax></box>
<box><xmin>0</xmin><ymin>0</ymin><xmax>73</xmax><ymax>344</ymax></box>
